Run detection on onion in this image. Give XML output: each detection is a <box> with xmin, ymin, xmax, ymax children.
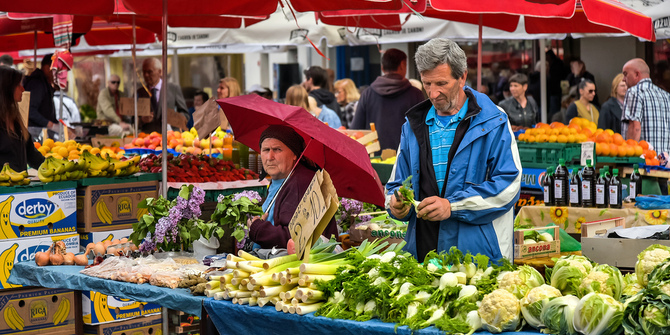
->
<box><xmin>50</xmin><ymin>253</ymin><xmax>64</xmax><ymax>265</ymax></box>
<box><xmin>53</xmin><ymin>241</ymin><xmax>67</xmax><ymax>255</ymax></box>
<box><xmin>111</xmin><ymin>239</ymin><xmax>120</xmax><ymax>245</ymax></box>
<box><xmin>120</xmin><ymin>238</ymin><xmax>128</xmax><ymax>244</ymax></box>
<box><xmin>74</xmin><ymin>249</ymin><xmax>89</xmax><ymax>266</ymax></box>
<box><xmin>86</xmin><ymin>242</ymin><xmax>94</xmax><ymax>250</ymax></box>
<box><xmin>129</xmin><ymin>244</ymin><xmax>138</xmax><ymax>252</ymax></box>
<box><xmin>35</xmin><ymin>251</ymin><xmax>50</xmax><ymax>266</ymax></box>
<box><xmin>94</xmin><ymin>242</ymin><xmax>105</xmax><ymax>256</ymax></box>
<box><xmin>103</xmin><ymin>240</ymin><xmax>112</xmax><ymax>249</ymax></box>
<box><xmin>63</xmin><ymin>253</ymin><xmax>75</xmax><ymax>265</ymax></box>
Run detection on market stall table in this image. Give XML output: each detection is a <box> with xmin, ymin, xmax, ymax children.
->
<box><xmin>516</xmin><ymin>204</ymin><xmax>667</xmax><ymax>234</ymax></box>
<box><xmin>7</xmin><ymin>260</ymin><xmax>205</xmax><ymax>316</ymax></box>
<box><xmin>203</xmin><ymin>298</ymin><xmax>539</xmax><ymax>335</ymax></box>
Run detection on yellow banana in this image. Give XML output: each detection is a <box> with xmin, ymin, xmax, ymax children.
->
<box><xmin>53</xmin><ymin>297</ymin><xmax>70</xmax><ymax>325</ymax></box>
<box><xmin>96</xmin><ymin>201</ymin><xmax>113</xmax><ymax>224</ymax></box>
<box><xmin>0</xmin><ymin>172</ymin><xmax>9</xmax><ymax>182</ymax></box>
<box><xmin>2</xmin><ymin>164</ymin><xmax>25</xmax><ymax>182</ymax></box>
<box><xmin>4</xmin><ymin>304</ymin><xmax>23</xmax><ymax>330</ymax></box>
<box><xmin>136</xmin><ymin>207</ymin><xmax>149</xmax><ymax>221</ymax></box>
<box><xmin>93</xmin><ymin>292</ymin><xmax>115</xmax><ymax>323</ymax></box>
<box><xmin>0</xmin><ymin>197</ymin><xmax>17</xmax><ymax>240</ymax></box>
<box><xmin>0</xmin><ymin>243</ymin><xmax>19</xmax><ymax>288</ymax></box>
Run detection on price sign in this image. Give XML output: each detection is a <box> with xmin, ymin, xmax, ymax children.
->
<box><xmin>119</xmin><ymin>97</ymin><xmax>151</xmax><ymax>116</ymax></box>
<box><xmin>289</xmin><ymin>169</ymin><xmax>339</xmax><ymax>260</ymax></box>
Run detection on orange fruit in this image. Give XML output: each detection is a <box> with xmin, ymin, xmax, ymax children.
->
<box><xmin>581</xmin><ymin>128</ymin><xmax>593</xmax><ymax>137</ymax></box>
<box><xmin>550</xmin><ymin>129</ymin><xmax>561</xmax><ymax>136</ymax></box>
<box><xmin>600</xmin><ymin>143</ymin><xmax>611</xmax><ymax>156</ymax></box>
<box><xmin>612</xmin><ymin>133</ymin><xmax>624</xmax><ymax>145</ymax></box>
<box><xmin>650</xmin><ymin>158</ymin><xmax>661</xmax><ymax>166</ymax></box>
<box><xmin>526</xmin><ymin>135</ymin><xmax>536</xmax><ymax>143</ymax></box>
<box><xmin>567</xmin><ymin>134</ymin><xmax>576</xmax><ymax>143</ymax></box>
<box><xmin>634</xmin><ymin>145</ymin><xmax>644</xmax><ymax>157</ymax></box>
<box><xmin>548</xmin><ymin>135</ymin><xmax>558</xmax><ymax>143</ymax></box>
<box><xmin>595</xmin><ymin>132</ymin><xmax>612</xmax><ymax>143</ymax></box>
<box><xmin>596</xmin><ymin>143</ymin><xmax>604</xmax><ymax>155</ymax></box>
<box><xmin>617</xmin><ymin>145</ymin><xmax>628</xmax><ymax>157</ymax></box>
<box><xmin>626</xmin><ymin>139</ymin><xmax>638</xmax><ymax>146</ymax></box>
<box><xmin>550</xmin><ymin>122</ymin><xmax>565</xmax><ymax>129</ymax></box>
<box><xmin>559</xmin><ymin>127</ymin><xmax>570</xmax><ymax>136</ymax></box>
<box><xmin>557</xmin><ymin>134</ymin><xmax>568</xmax><ymax>143</ymax></box>
<box><xmin>609</xmin><ymin>144</ymin><xmax>619</xmax><ymax>157</ymax></box>
<box><xmin>625</xmin><ymin>145</ymin><xmax>635</xmax><ymax>157</ymax></box>
<box><xmin>33</xmin><ymin>142</ymin><xmax>41</xmax><ymax>149</ymax></box>
<box><xmin>536</xmin><ymin>134</ymin><xmax>548</xmax><ymax>143</ymax></box>
<box><xmin>639</xmin><ymin>140</ymin><xmax>650</xmax><ymax>150</ymax></box>
<box><xmin>649</xmin><ymin>150</ymin><xmax>658</xmax><ymax>159</ymax></box>
<box><xmin>604</xmin><ymin>129</ymin><xmax>615</xmax><ymax>136</ymax></box>
<box><xmin>517</xmin><ymin>133</ymin><xmax>526</xmax><ymax>141</ymax></box>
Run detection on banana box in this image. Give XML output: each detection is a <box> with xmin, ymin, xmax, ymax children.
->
<box><xmin>77</xmin><ymin>181</ymin><xmax>159</xmax><ymax>232</ymax></box>
<box><xmin>84</xmin><ymin>314</ymin><xmax>162</xmax><ymax>335</ymax></box>
<box><xmin>82</xmin><ymin>291</ymin><xmax>162</xmax><ymax>325</ymax></box>
<box><xmin>79</xmin><ymin>228</ymin><xmax>133</xmax><ymax>252</ymax></box>
<box><xmin>0</xmin><ymin>188</ymin><xmax>77</xmax><ymax>240</ymax></box>
<box><xmin>0</xmin><ymin>233</ymin><xmax>79</xmax><ymax>290</ymax></box>
<box><xmin>0</xmin><ymin>287</ymin><xmax>76</xmax><ymax>335</ymax></box>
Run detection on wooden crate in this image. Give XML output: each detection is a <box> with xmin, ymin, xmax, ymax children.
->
<box><xmin>514</xmin><ymin>226</ymin><xmax>561</xmax><ymax>260</ymax></box>
<box><xmin>581</xmin><ymin>217</ymin><xmax>624</xmax><ymax>238</ymax></box>
<box><xmin>343</xmin><ymin>129</ymin><xmax>380</xmax><ymax>155</ymax></box>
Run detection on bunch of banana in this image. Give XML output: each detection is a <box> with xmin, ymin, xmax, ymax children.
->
<box><xmin>108</xmin><ymin>155</ymin><xmax>141</xmax><ymax>177</ymax></box>
<box><xmin>81</xmin><ymin>150</ymin><xmax>112</xmax><ymax>177</ymax></box>
<box><xmin>52</xmin><ymin>297</ymin><xmax>71</xmax><ymax>325</ymax></box>
<box><xmin>4</xmin><ymin>304</ymin><xmax>24</xmax><ymax>330</ymax></box>
<box><xmin>0</xmin><ymin>163</ymin><xmax>29</xmax><ymax>187</ymax></box>
<box><xmin>37</xmin><ymin>157</ymin><xmax>86</xmax><ymax>183</ymax></box>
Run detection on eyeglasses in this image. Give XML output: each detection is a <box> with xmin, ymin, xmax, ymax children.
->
<box><xmin>110</xmin><ymin>81</ymin><xmax>120</xmax><ymax>84</ymax></box>
<box><xmin>587</xmin><ymin>89</ymin><xmax>595</xmax><ymax>93</ymax></box>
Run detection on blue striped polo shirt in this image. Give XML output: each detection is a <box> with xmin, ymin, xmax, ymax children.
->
<box><xmin>426</xmin><ymin>98</ymin><xmax>469</xmax><ymax>193</ymax></box>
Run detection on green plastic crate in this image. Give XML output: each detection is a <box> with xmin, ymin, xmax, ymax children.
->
<box><xmin>76</xmin><ymin>173</ymin><xmax>161</xmax><ymax>187</ymax></box>
<box><xmin>595</xmin><ymin>156</ymin><xmax>644</xmax><ymax>164</ymax></box>
<box><xmin>371</xmin><ymin>163</ymin><xmax>394</xmax><ymax>185</ymax></box>
<box><xmin>518</xmin><ymin>142</ymin><xmax>583</xmax><ymax>169</ymax></box>
<box><xmin>0</xmin><ymin>180</ymin><xmax>77</xmax><ymax>195</ymax></box>
<box><xmin>167</xmin><ymin>185</ymin><xmax>267</xmax><ymax>202</ymax></box>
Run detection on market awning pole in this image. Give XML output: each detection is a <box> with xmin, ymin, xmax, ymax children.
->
<box><xmin>540</xmin><ymin>38</ymin><xmax>547</xmax><ymax>124</ymax></box>
<box><xmin>132</xmin><ymin>16</ymin><xmax>138</xmax><ymax>138</ymax></box>
<box><xmin>33</xmin><ymin>31</ymin><xmax>37</xmax><ymax>72</ymax></box>
<box><xmin>477</xmin><ymin>15</ymin><xmax>483</xmax><ymax>92</ymax></box>
<box><xmin>161</xmin><ymin>0</ymin><xmax>168</xmax><ymax>199</ymax></box>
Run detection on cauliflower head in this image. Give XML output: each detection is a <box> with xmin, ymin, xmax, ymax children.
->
<box><xmin>520</xmin><ymin>284</ymin><xmax>562</xmax><ymax>329</ymax></box>
<box><xmin>498</xmin><ymin>265</ymin><xmax>544</xmax><ymax>299</ymax></box>
<box><xmin>578</xmin><ymin>264</ymin><xmax>624</xmax><ymax>300</ymax></box>
<box><xmin>635</xmin><ymin>244</ymin><xmax>670</xmax><ymax>287</ymax></box>
<box><xmin>478</xmin><ymin>289</ymin><xmax>521</xmax><ymax>333</ymax></box>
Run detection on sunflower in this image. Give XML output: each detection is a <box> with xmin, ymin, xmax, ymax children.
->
<box><xmin>550</xmin><ymin>207</ymin><xmax>569</xmax><ymax>225</ymax></box>
<box><xmin>575</xmin><ymin>216</ymin><xmax>586</xmax><ymax>234</ymax></box>
<box><xmin>645</xmin><ymin>210</ymin><xmax>669</xmax><ymax>225</ymax></box>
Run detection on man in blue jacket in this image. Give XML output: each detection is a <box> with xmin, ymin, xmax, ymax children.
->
<box><xmin>387</xmin><ymin>38</ymin><xmax>521</xmax><ymax>263</ymax></box>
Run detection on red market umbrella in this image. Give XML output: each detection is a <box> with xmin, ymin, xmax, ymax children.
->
<box><xmin>430</xmin><ymin>0</ymin><xmax>577</xmax><ymax>17</ymax></box>
<box><xmin>0</xmin><ymin>0</ymin><xmax>114</xmax><ymax>15</ymax></box>
<box><xmin>218</xmin><ymin>94</ymin><xmax>386</xmax><ymax>207</ymax></box>
<box><xmin>524</xmin><ymin>0</ymin><xmax>655</xmax><ymax>41</ymax></box>
<box><xmin>317</xmin><ymin>0</ymin><xmax>424</xmax><ymax>31</ymax></box>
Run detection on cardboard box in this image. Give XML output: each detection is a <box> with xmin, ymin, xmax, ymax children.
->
<box><xmin>90</xmin><ymin>136</ymin><xmax>133</xmax><ymax>148</ymax></box>
<box><xmin>82</xmin><ymin>291</ymin><xmax>162</xmax><ymax>325</ymax></box>
<box><xmin>76</xmin><ymin>181</ymin><xmax>159</xmax><ymax>232</ymax></box>
<box><xmin>514</xmin><ymin>226</ymin><xmax>561</xmax><ymax>260</ymax></box>
<box><xmin>0</xmin><ymin>233</ymin><xmax>79</xmax><ymax>290</ymax></box>
<box><xmin>79</xmin><ymin>228</ymin><xmax>133</xmax><ymax>252</ymax></box>
<box><xmin>0</xmin><ymin>287</ymin><xmax>76</xmax><ymax>334</ymax></box>
<box><xmin>348</xmin><ymin>227</ymin><xmax>405</xmax><ymax>244</ymax></box>
<box><xmin>582</xmin><ymin>238</ymin><xmax>670</xmax><ymax>268</ymax></box>
<box><xmin>84</xmin><ymin>314</ymin><xmax>162</xmax><ymax>335</ymax></box>
<box><xmin>0</xmin><ymin>188</ymin><xmax>77</xmax><ymax>240</ymax></box>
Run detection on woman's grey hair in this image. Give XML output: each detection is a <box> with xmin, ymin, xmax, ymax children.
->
<box><xmin>414</xmin><ymin>38</ymin><xmax>467</xmax><ymax>79</ymax></box>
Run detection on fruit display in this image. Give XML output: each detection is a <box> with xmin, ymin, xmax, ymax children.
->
<box><xmin>0</xmin><ymin>163</ymin><xmax>30</xmax><ymax>186</ymax></box>
<box><xmin>35</xmin><ymin>139</ymin><xmax>125</xmax><ymax>160</ymax></box>
<box><xmin>138</xmin><ymin>153</ymin><xmax>258</xmax><ymax>183</ymax></box>
<box><xmin>124</xmin><ymin>128</ymin><xmax>233</xmax><ymax>156</ymax></box>
<box><xmin>37</xmin><ymin>151</ymin><xmax>141</xmax><ymax>183</ymax></box>
<box><xmin>517</xmin><ymin>117</ymin><xmax>662</xmax><ymax>165</ymax></box>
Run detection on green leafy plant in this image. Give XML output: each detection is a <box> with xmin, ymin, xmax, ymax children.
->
<box><xmin>210</xmin><ymin>191</ymin><xmax>264</xmax><ymax>248</ymax></box>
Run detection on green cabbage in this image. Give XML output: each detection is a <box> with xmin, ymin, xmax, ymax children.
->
<box><xmin>578</xmin><ymin>264</ymin><xmax>624</xmax><ymax>300</ymax></box>
<box><xmin>540</xmin><ymin>295</ymin><xmax>580</xmax><ymax>335</ymax></box>
<box><xmin>520</xmin><ymin>284</ymin><xmax>562</xmax><ymax>329</ymax></box>
<box><xmin>622</xmin><ymin>281</ymin><xmax>670</xmax><ymax>335</ymax></box>
<box><xmin>573</xmin><ymin>292</ymin><xmax>624</xmax><ymax>335</ymax></box>
<box><xmin>547</xmin><ymin>255</ymin><xmax>593</xmax><ymax>296</ymax></box>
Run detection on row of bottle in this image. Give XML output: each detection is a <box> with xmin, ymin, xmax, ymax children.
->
<box><xmin>543</xmin><ymin>159</ymin><xmax>643</xmax><ymax>208</ymax></box>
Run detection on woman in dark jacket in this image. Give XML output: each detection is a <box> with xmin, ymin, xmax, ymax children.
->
<box><xmin>0</xmin><ymin>67</ymin><xmax>44</xmax><ymax>172</ymax></box>
<box><xmin>597</xmin><ymin>73</ymin><xmax>627</xmax><ymax>134</ymax></box>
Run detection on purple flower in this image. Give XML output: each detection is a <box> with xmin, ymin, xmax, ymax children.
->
<box><xmin>139</xmin><ymin>233</ymin><xmax>156</xmax><ymax>253</ymax></box>
<box><xmin>233</xmin><ymin>190</ymin><xmax>262</xmax><ymax>203</ymax></box>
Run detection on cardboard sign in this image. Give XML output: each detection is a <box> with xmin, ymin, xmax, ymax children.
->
<box><xmin>288</xmin><ymin>169</ymin><xmax>339</xmax><ymax>260</ymax></box>
<box><xmin>19</xmin><ymin>91</ymin><xmax>30</xmax><ymax>128</ymax></box>
<box><xmin>193</xmin><ymin>97</ymin><xmax>225</xmax><ymax>139</ymax></box>
<box><xmin>119</xmin><ymin>97</ymin><xmax>151</xmax><ymax>116</ymax></box>
<box><xmin>167</xmin><ymin>108</ymin><xmax>187</xmax><ymax>131</ymax></box>
<box><xmin>581</xmin><ymin>141</ymin><xmax>595</xmax><ymax>166</ymax></box>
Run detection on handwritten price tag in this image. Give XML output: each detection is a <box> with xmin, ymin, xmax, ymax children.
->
<box><xmin>289</xmin><ymin>170</ymin><xmax>339</xmax><ymax>260</ymax></box>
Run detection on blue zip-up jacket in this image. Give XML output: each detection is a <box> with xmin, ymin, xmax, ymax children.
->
<box><xmin>385</xmin><ymin>86</ymin><xmax>521</xmax><ymax>262</ymax></box>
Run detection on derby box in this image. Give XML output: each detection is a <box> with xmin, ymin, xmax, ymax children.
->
<box><xmin>82</xmin><ymin>291</ymin><xmax>161</xmax><ymax>325</ymax></box>
<box><xmin>76</xmin><ymin>181</ymin><xmax>159</xmax><ymax>232</ymax></box>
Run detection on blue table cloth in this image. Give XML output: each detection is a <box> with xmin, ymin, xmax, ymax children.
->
<box><xmin>203</xmin><ymin>299</ymin><xmax>540</xmax><ymax>335</ymax></box>
<box><xmin>8</xmin><ymin>261</ymin><xmax>205</xmax><ymax>316</ymax></box>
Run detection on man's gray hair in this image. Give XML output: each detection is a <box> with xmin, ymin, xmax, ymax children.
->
<box><xmin>142</xmin><ymin>57</ymin><xmax>162</xmax><ymax>70</ymax></box>
<box><xmin>415</xmin><ymin>38</ymin><xmax>467</xmax><ymax>79</ymax></box>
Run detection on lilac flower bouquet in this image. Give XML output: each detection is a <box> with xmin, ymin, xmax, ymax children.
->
<box><xmin>335</xmin><ymin>198</ymin><xmax>376</xmax><ymax>233</ymax></box>
<box><xmin>210</xmin><ymin>190</ymin><xmax>264</xmax><ymax>249</ymax></box>
<box><xmin>130</xmin><ymin>185</ymin><xmax>222</xmax><ymax>252</ymax></box>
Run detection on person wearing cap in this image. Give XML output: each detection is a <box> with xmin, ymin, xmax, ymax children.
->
<box><xmin>23</xmin><ymin>53</ymin><xmax>57</xmax><ymax>140</ymax></box>
<box><xmin>247</xmin><ymin>125</ymin><xmax>339</xmax><ymax>249</ymax></box>
<box><xmin>96</xmin><ymin>74</ymin><xmax>131</xmax><ymax>136</ymax></box>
